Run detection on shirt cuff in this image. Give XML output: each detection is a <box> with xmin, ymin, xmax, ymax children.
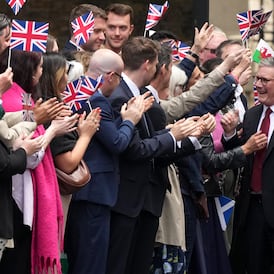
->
<box><xmin>223</xmin><ymin>130</ymin><xmax>237</xmax><ymax>141</ymax></box>
<box><xmin>189</xmin><ymin>136</ymin><xmax>202</xmax><ymax>150</ymax></box>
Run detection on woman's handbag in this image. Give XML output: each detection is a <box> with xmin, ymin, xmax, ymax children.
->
<box><xmin>55</xmin><ymin>160</ymin><xmax>91</xmax><ymax>195</ymax></box>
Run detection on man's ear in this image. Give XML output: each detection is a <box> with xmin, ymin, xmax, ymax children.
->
<box><xmin>129</xmin><ymin>24</ymin><xmax>134</xmax><ymax>35</ymax></box>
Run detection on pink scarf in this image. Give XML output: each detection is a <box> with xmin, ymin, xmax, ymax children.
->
<box><xmin>31</xmin><ymin>126</ymin><xmax>63</xmax><ymax>274</ymax></box>
<box><xmin>2</xmin><ymin>83</ymin><xmax>64</xmax><ymax>274</ymax></box>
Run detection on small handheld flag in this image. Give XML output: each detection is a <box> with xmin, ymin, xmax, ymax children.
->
<box><xmin>79</xmin><ymin>75</ymin><xmax>103</xmax><ymax>98</ymax></box>
<box><xmin>62</xmin><ymin>78</ymin><xmax>83</xmax><ymax>112</ymax></box>
<box><xmin>5</xmin><ymin>0</ymin><xmax>26</xmax><ymax>15</ymax></box>
<box><xmin>71</xmin><ymin>11</ymin><xmax>94</xmax><ymax>47</ymax></box>
<box><xmin>237</xmin><ymin>10</ymin><xmax>272</xmax><ymax>42</ymax></box>
<box><xmin>10</xmin><ymin>19</ymin><xmax>49</xmax><ymax>52</ymax></box>
<box><xmin>215</xmin><ymin>196</ymin><xmax>235</xmax><ymax>231</ymax></box>
<box><xmin>22</xmin><ymin>93</ymin><xmax>34</xmax><ymax>121</ymax></box>
<box><xmin>145</xmin><ymin>1</ymin><xmax>169</xmax><ymax>32</ymax></box>
<box><xmin>253</xmin><ymin>39</ymin><xmax>274</xmax><ymax>63</ymax></box>
<box><xmin>165</xmin><ymin>40</ymin><xmax>190</xmax><ymax>62</ymax></box>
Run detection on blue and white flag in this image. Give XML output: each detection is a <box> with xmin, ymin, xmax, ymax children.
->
<box><xmin>214</xmin><ymin>196</ymin><xmax>235</xmax><ymax>231</ymax></box>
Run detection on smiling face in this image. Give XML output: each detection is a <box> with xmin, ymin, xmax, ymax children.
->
<box><xmin>81</xmin><ymin>17</ymin><xmax>106</xmax><ymax>52</ymax></box>
<box><xmin>255</xmin><ymin>66</ymin><xmax>274</xmax><ymax>106</ymax></box>
<box><xmin>105</xmin><ymin>12</ymin><xmax>133</xmax><ymax>53</ymax></box>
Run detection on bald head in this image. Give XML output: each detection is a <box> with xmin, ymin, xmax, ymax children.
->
<box><xmin>87</xmin><ymin>48</ymin><xmax>124</xmax><ymax>78</ymax></box>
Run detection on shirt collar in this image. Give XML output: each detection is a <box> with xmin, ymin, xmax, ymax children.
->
<box><xmin>121</xmin><ymin>72</ymin><xmax>140</xmax><ymax>97</ymax></box>
<box><xmin>146</xmin><ymin>85</ymin><xmax>160</xmax><ymax>103</ymax></box>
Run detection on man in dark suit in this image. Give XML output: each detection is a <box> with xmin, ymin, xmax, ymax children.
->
<box><xmin>222</xmin><ymin>57</ymin><xmax>274</xmax><ymax>274</ymax></box>
<box><xmin>64</xmin><ymin>48</ymin><xmax>148</xmax><ymax>274</ymax></box>
<box><xmin>106</xmin><ymin>37</ymin><xmax>206</xmax><ymax>274</ymax></box>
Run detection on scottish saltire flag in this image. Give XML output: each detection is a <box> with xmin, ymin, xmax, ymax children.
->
<box><xmin>62</xmin><ymin>78</ymin><xmax>83</xmax><ymax>112</ymax></box>
<box><xmin>5</xmin><ymin>0</ymin><xmax>26</xmax><ymax>15</ymax></box>
<box><xmin>10</xmin><ymin>19</ymin><xmax>49</xmax><ymax>52</ymax></box>
<box><xmin>71</xmin><ymin>11</ymin><xmax>94</xmax><ymax>46</ymax></box>
<box><xmin>215</xmin><ymin>196</ymin><xmax>235</xmax><ymax>231</ymax></box>
<box><xmin>249</xmin><ymin>10</ymin><xmax>272</xmax><ymax>38</ymax></box>
<box><xmin>145</xmin><ymin>1</ymin><xmax>169</xmax><ymax>31</ymax></box>
<box><xmin>22</xmin><ymin>93</ymin><xmax>34</xmax><ymax>121</ymax></box>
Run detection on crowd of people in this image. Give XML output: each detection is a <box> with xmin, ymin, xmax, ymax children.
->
<box><xmin>0</xmin><ymin>3</ymin><xmax>274</xmax><ymax>274</ymax></box>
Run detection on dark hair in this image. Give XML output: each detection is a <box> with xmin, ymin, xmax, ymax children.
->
<box><xmin>215</xmin><ymin>40</ymin><xmax>242</xmax><ymax>58</ymax></box>
<box><xmin>150</xmin><ymin>30</ymin><xmax>179</xmax><ymax>42</ymax></box>
<box><xmin>122</xmin><ymin>36</ymin><xmax>159</xmax><ymax>71</ymax></box>
<box><xmin>200</xmin><ymin>57</ymin><xmax>223</xmax><ymax>74</ymax></box>
<box><xmin>69</xmin><ymin>4</ymin><xmax>107</xmax><ymax>35</ymax></box>
<box><xmin>105</xmin><ymin>3</ymin><xmax>134</xmax><ymax>25</ymax></box>
<box><xmin>0</xmin><ymin>50</ymin><xmax>42</xmax><ymax>93</ymax></box>
<box><xmin>0</xmin><ymin>13</ymin><xmax>11</xmax><ymax>33</ymax></box>
<box><xmin>155</xmin><ymin>43</ymin><xmax>172</xmax><ymax>76</ymax></box>
<box><xmin>34</xmin><ymin>52</ymin><xmax>67</xmax><ymax>101</ymax></box>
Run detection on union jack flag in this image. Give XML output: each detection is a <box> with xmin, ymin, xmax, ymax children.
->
<box><xmin>249</xmin><ymin>10</ymin><xmax>272</xmax><ymax>38</ymax></box>
<box><xmin>22</xmin><ymin>93</ymin><xmax>34</xmax><ymax>121</ymax></box>
<box><xmin>145</xmin><ymin>1</ymin><xmax>169</xmax><ymax>31</ymax></box>
<box><xmin>5</xmin><ymin>0</ymin><xmax>26</xmax><ymax>15</ymax></box>
<box><xmin>62</xmin><ymin>78</ymin><xmax>83</xmax><ymax>112</ymax></box>
<box><xmin>236</xmin><ymin>10</ymin><xmax>258</xmax><ymax>42</ymax></box>
<box><xmin>164</xmin><ymin>39</ymin><xmax>190</xmax><ymax>62</ymax></box>
<box><xmin>79</xmin><ymin>75</ymin><xmax>103</xmax><ymax>99</ymax></box>
<box><xmin>71</xmin><ymin>11</ymin><xmax>94</xmax><ymax>46</ymax></box>
<box><xmin>237</xmin><ymin>10</ymin><xmax>272</xmax><ymax>42</ymax></box>
<box><xmin>10</xmin><ymin>19</ymin><xmax>49</xmax><ymax>52</ymax></box>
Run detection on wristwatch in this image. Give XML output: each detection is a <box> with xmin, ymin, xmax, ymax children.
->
<box><xmin>187</xmin><ymin>51</ymin><xmax>199</xmax><ymax>63</ymax></box>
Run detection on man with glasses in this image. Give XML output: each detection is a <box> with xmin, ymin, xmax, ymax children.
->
<box><xmin>199</xmin><ymin>26</ymin><xmax>227</xmax><ymax>65</ymax></box>
<box><xmin>223</xmin><ymin>57</ymin><xmax>274</xmax><ymax>274</ymax></box>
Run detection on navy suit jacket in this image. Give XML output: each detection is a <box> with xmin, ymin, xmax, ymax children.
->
<box><xmin>109</xmin><ymin>80</ymin><xmax>195</xmax><ymax>217</ymax></box>
<box><xmin>73</xmin><ymin>91</ymin><xmax>135</xmax><ymax>207</ymax></box>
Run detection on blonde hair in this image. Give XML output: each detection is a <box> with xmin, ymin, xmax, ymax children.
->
<box><xmin>169</xmin><ymin>65</ymin><xmax>187</xmax><ymax>97</ymax></box>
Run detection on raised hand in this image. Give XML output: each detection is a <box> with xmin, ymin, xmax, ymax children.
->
<box><xmin>78</xmin><ymin>108</ymin><xmax>101</xmax><ymax>138</ymax></box>
<box><xmin>14</xmin><ymin>132</ymin><xmax>44</xmax><ymax>156</ymax></box>
<box><xmin>170</xmin><ymin>116</ymin><xmax>204</xmax><ymax>140</ymax></box>
<box><xmin>220</xmin><ymin>109</ymin><xmax>240</xmax><ymax>137</ymax></box>
<box><xmin>120</xmin><ymin>95</ymin><xmax>146</xmax><ymax>125</ymax></box>
<box><xmin>192</xmin><ymin>22</ymin><xmax>214</xmax><ymax>53</ymax></box>
<box><xmin>198</xmin><ymin>113</ymin><xmax>216</xmax><ymax>134</ymax></box>
<box><xmin>33</xmin><ymin>97</ymin><xmax>66</xmax><ymax>125</ymax></box>
<box><xmin>217</xmin><ymin>49</ymin><xmax>245</xmax><ymax>75</ymax></box>
<box><xmin>241</xmin><ymin>131</ymin><xmax>268</xmax><ymax>155</ymax></box>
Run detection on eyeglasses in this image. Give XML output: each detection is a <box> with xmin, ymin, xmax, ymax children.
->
<box><xmin>114</xmin><ymin>72</ymin><xmax>123</xmax><ymax>80</ymax></box>
<box><xmin>254</xmin><ymin>76</ymin><xmax>274</xmax><ymax>85</ymax></box>
<box><xmin>204</xmin><ymin>47</ymin><xmax>216</xmax><ymax>54</ymax></box>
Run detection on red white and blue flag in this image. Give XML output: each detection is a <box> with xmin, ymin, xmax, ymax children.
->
<box><xmin>237</xmin><ymin>10</ymin><xmax>272</xmax><ymax>42</ymax></box>
<box><xmin>164</xmin><ymin>39</ymin><xmax>190</xmax><ymax>61</ymax></box>
<box><xmin>10</xmin><ymin>19</ymin><xmax>49</xmax><ymax>52</ymax></box>
<box><xmin>71</xmin><ymin>11</ymin><xmax>94</xmax><ymax>46</ymax></box>
<box><xmin>79</xmin><ymin>75</ymin><xmax>103</xmax><ymax>99</ymax></box>
<box><xmin>145</xmin><ymin>1</ymin><xmax>169</xmax><ymax>31</ymax></box>
<box><xmin>249</xmin><ymin>10</ymin><xmax>272</xmax><ymax>37</ymax></box>
<box><xmin>62</xmin><ymin>78</ymin><xmax>83</xmax><ymax>112</ymax></box>
<box><xmin>5</xmin><ymin>0</ymin><xmax>26</xmax><ymax>15</ymax></box>
<box><xmin>22</xmin><ymin>93</ymin><xmax>34</xmax><ymax>121</ymax></box>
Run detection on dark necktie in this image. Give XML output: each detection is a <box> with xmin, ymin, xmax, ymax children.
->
<box><xmin>251</xmin><ymin>107</ymin><xmax>272</xmax><ymax>192</ymax></box>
